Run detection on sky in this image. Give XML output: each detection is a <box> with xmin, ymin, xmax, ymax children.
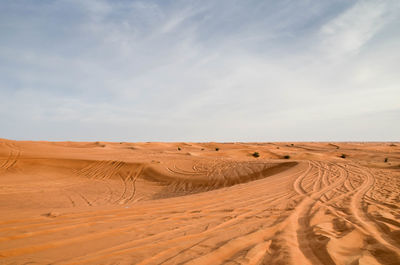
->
<box><xmin>0</xmin><ymin>0</ymin><xmax>399</xmax><ymax>142</ymax></box>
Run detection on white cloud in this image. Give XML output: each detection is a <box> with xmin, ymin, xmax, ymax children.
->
<box><xmin>318</xmin><ymin>0</ymin><xmax>399</xmax><ymax>59</ymax></box>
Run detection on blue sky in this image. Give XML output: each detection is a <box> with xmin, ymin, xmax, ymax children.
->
<box><xmin>0</xmin><ymin>0</ymin><xmax>399</xmax><ymax>141</ymax></box>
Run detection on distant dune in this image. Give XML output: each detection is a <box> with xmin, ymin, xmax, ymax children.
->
<box><xmin>0</xmin><ymin>139</ymin><xmax>399</xmax><ymax>264</ymax></box>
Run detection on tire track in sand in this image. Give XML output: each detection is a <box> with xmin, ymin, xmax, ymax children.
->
<box><xmin>284</xmin><ymin>161</ymin><xmax>348</xmax><ymax>265</ymax></box>
<box><xmin>348</xmin><ymin>163</ymin><xmax>400</xmax><ymax>255</ymax></box>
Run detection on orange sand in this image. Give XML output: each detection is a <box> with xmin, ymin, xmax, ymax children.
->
<box><xmin>0</xmin><ymin>139</ymin><xmax>399</xmax><ymax>264</ymax></box>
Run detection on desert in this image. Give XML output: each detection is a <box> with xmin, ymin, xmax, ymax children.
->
<box><xmin>0</xmin><ymin>139</ymin><xmax>399</xmax><ymax>264</ymax></box>
<box><xmin>1</xmin><ymin>2</ymin><xmax>399</xmax><ymax>264</ymax></box>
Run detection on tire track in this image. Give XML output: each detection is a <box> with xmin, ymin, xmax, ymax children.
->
<box><xmin>284</xmin><ymin>161</ymin><xmax>348</xmax><ymax>265</ymax></box>
<box><xmin>348</xmin><ymin>163</ymin><xmax>400</xmax><ymax>255</ymax></box>
<box><xmin>0</xmin><ymin>146</ymin><xmax>20</xmax><ymax>171</ymax></box>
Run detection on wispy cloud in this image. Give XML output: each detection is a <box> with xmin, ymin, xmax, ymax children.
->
<box><xmin>319</xmin><ymin>0</ymin><xmax>398</xmax><ymax>59</ymax></box>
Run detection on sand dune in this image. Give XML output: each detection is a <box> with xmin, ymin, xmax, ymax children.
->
<box><xmin>0</xmin><ymin>139</ymin><xmax>399</xmax><ymax>264</ymax></box>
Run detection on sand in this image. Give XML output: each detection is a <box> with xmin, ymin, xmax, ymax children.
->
<box><xmin>0</xmin><ymin>139</ymin><xmax>399</xmax><ymax>264</ymax></box>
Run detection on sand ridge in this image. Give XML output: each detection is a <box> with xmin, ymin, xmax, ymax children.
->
<box><xmin>0</xmin><ymin>139</ymin><xmax>399</xmax><ymax>264</ymax></box>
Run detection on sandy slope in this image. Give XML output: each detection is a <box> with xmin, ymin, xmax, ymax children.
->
<box><xmin>0</xmin><ymin>140</ymin><xmax>399</xmax><ymax>264</ymax></box>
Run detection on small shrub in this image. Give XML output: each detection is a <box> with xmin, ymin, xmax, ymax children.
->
<box><xmin>384</xmin><ymin>158</ymin><xmax>388</xmax><ymax>163</ymax></box>
<box><xmin>215</xmin><ymin>147</ymin><xmax>219</xmax><ymax>151</ymax></box>
<box><xmin>340</xmin><ymin>154</ymin><xmax>346</xmax><ymax>158</ymax></box>
<box><xmin>252</xmin><ymin>152</ymin><xmax>260</xmax><ymax>158</ymax></box>
<box><xmin>283</xmin><ymin>155</ymin><xmax>290</xmax><ymax>159</ymax></box>
<box><xmin>178</xmin><ymin>147</ymin><xmax>181</xmax><ymax>151</ymax></box>
<box><xmin>201</xmin><ymin>148</ymin><xmax>204</xmax><ymax>151</ymax></box>
<box><xmin>95</xmin><ymin>141</ymin><xmax>105</xmax><ymax>147</ymax></box>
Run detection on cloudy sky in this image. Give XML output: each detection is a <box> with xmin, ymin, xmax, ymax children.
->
<box><xmin>1</xmin><ymin>0</ymin><xmax>399</xmax><ymax>142</ymax></box>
